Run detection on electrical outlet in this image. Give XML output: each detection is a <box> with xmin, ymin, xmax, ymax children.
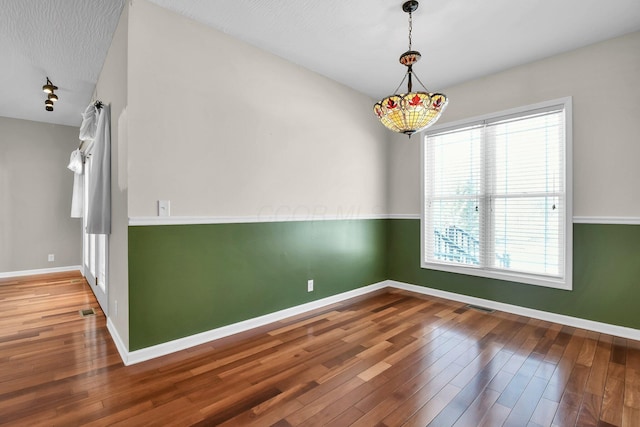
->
<box><xmin>48</xmin><ymin>254</ymin><xmax>54</xmax><ymax>262</ymax></box>
<box><xmin>307</xmin><ymin>279</ymin><xmax>314</xmax><ymax>292</ymax></box>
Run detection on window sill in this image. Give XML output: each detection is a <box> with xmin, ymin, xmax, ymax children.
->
<box><xmin>420</xmin><ymin>261</ymin><xmax>572</xmax><ymax>291</ymax></box>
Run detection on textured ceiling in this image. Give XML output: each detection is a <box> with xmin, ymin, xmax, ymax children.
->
<box><xmin>2</xmin><ymin>0</ymin><xmax>640</xmax><ymax>127</ymax></box>
<box><xmin>148</xmin><ymin>0</ymin><xmax>640</xmax><ymax>102</ymax></box>
<box><xmin>0</xmin><ymin>0</ymin><xmax>125</xmax><ymax>127</ymax></box>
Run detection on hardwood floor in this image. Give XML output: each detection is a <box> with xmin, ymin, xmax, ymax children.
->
<box><xmin>1</xmin><ymin>272</ymin><xmax>639</xmax><ymax>426</ymax></box>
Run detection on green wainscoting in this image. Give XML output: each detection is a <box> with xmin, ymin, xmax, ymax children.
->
<box><xmin>129</xmin><ymin>218</ymin><xmax>640</xmax><ymax>351</ymax></box>
<box><xmin>128</xmin><ymin>219</ymin><xmax>387</xmax><ymax>350</ymax></box>
<box><xmin>387</xmin><ymin>219</ymin><xmax>640</xmax><ymax>329</ymax></box>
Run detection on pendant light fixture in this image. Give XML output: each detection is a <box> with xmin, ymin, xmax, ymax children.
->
<box><xmin>42</xmin><ymin>77</ymin><xmax>59</xmax><ymax>111</ymax></box>
<box><xmin>373</xmin><ymin>1</ymin><xmax>448</xmax><ymax>136</ymax></box>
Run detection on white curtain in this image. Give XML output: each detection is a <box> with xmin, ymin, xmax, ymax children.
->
<box><xmin>69</xmin><ymin>103</ymin><xmax>100</xmax><ymax>219</ymax></box>
<box><xmin>85</xmin><ymin>104</ymin><xmax>111</xmax><ymax>235</ymax></box>
<box><xmin>67</xmin><ymin>149</ymin><xmax>83</xmax><ymax>218</ymax></box>
<box><xmin>79</xmin><ymin>103</ymin><xmax>99</xmax><ymax>141</ymax></box>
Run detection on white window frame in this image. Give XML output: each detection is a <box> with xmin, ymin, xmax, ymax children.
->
<box><xmin>420</xmin><ymin>97</ymin><xmax>573</xmax><ymax>290</ymax></box>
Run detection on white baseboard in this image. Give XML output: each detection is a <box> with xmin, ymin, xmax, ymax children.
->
<box><xmin>0</xmin><ymin>265</ymin><xmax>82</xmax><ymax>279</ymax></box>
<box><xmin>388</xmin><ymin>280</ymin><xmax>640</xmax><ymax>341</ymax></box>
<box><xmin>114</xmin><ymin>281</ymin><xmax>388</xmax><ymax>366</ymax></box>
<box><xmin>108</xmin><ymin>278</ymin><xmax>640</xmax><ymax>366</ymax></box>
<box><xmin>107</xmin><ymin>317</ymin><xmax>129</xmax><ymax>365</ymax></box>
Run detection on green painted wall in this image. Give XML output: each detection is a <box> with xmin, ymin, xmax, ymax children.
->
<box><xmin>128</xmin><ymin>219</ymin><xmax>387</xmax><ymax>350</ymax></box>
<box><xmin>387</xmin><ymin>219</ymin><xmax>640</xmax><ymax>329</ymax></box>
<box><xmin>128</xmin><ymin>218</ymin><xmax>640</xmax><ymax>351</ymax></box>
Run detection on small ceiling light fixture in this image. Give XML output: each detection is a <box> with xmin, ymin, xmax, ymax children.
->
<box><xmin>42</xmin><ymin>77</ymin><xmax>57</xmax><ymax>94</ymax></box>
<box><xmin>373</xmin><ymin>1</ymin><xmax>448</xmax><ymax>136</ymax></box>
<box><xmin>42</xmin><ymin>77</ymin><xmax>59</xmax><ymax>112</ymax></box>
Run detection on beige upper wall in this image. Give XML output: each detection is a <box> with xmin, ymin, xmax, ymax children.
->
<box><xmin>0</xmin><ymin>117</ymin><xmax>81</xmax><ymax>272</ymax></box>
<box><xmin>94</xmin><ymin>2</ymin><xmax>129</xmax><ymax>346</ymax></box>
<box><xmin>389</xmin><ymin>31</ymin><xmax>640</xmax><ymax>217</ymax></box>
<box><xmin>127</xmin><ymin>0</ymin><xmax>388</xmax><ymax>219</ymax></box>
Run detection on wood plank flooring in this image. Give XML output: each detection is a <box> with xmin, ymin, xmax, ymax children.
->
<box><xmin>1</xmin><ymin>272</ymin><xmax>639</xmax><ymax>426</ymax></box>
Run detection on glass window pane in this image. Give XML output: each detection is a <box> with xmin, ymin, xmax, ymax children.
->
<box><xmin>428</xmin><ymin>198</ymin><xmax>480</xmax><ymax>266</ymax></box>
<box><xmin>490</xmin><ymin>113</ymin><xmax>563</xmax><ymax>195</ymax></box>
<box><xmin>429</xmin><ymin>128</ymin><xmax>482</xmax><ymax>197</ymax></box>
<box><xmin>492</xmin><ymin>196</ymin><xmax>562</xmax><ymax>276</ymax></box>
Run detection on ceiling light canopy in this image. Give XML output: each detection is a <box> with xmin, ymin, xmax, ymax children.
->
<box><xmin>373</xmin><ymin>1</ymin><xmax>448</xmax><ymax>137</ymax></box>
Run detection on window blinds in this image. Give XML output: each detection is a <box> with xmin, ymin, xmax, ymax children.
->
<box><xmin>425</xmin><ymin>105</ymin><xmax>566</xmax><ymax>279</ymax></box>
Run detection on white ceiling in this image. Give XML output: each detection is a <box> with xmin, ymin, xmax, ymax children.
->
<box><xmin>2</xmin><ymin>0</ymin><xmax>640</xmax><ymax>127</ymax></box>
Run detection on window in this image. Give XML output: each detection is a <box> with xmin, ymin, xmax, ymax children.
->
<box><xmin>422</xmin><ymin>98</ymin><xmax>572</xmax><ymax>290</ymax></box>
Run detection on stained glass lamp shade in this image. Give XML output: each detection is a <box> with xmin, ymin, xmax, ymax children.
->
<box><xmin>373</xmin><ymin>1</ymin><xmax>448</xmax><ymax>136</ymax></box>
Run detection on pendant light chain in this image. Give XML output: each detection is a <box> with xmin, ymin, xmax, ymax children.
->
<box><xmin>408</xmin><ymin>10</ymin><xmax>413</xmax><ymax>51</ymax></box>
<box><xmin>407</xmin><ymin>9</ymin><xmax>414</xmax><ymax>92</ymax></box>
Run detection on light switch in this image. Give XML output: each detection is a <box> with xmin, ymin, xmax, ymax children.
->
<box><xmin>158</xmin><ymin>200</ymin><xmax>170</xmax><ymax>217</ymax></box>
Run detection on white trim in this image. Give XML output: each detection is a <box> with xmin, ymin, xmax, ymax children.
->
<box><xmin>573</xmin><ymin>216</ymin><xmax>640</xmax><ymax>225</ymax></box>
<box><xmin>565</xmin><ymin>97</ymin><xmax>574</xmax><ymax>290</ymax></box>
<box><xmin>426</xmin><ymin>98</ymin><xmax>570</xmax><ymax>135</ymax></box>
<box><xmin>118</xmin><ymin>281</ymin><xmax>388</xmax><ymax>365</ymax></box>
<box><xmin>0</xmin><ymin>265</ymin><xmax>82</xmax><ymax>279</ymax></box>
<box><xmin>108</xmin><ymin>278</ymin><xmax>640</xmax><ymax>365</ymax></box>
<box><xmin>387</xmin><ymin>214</ymin><xmax>421</xmax><ymax>220</ymax></box>
<box><xmin>420</xmin><ymin>261</ymin><xmax>571</xmax><ymax>291</ymax></box>
<box><xmin>129</xmin><ymin>214</ymin><xmax>390</xmax><ymax>226</ymax></box>
<box><xmin>107</xmin><ymin>317</ymin><xmax>129</xmax><ymax>365</ymax></box>
<box><xmin>421</xmin><ymin>97</ymin><xmax>574</xmax><ymax>291</ymax></box>
<box><xmin>127</xmin><ymin>214</ymin><xmax>640</xmax><ymax>227</ymax></box>
<box><xmin>387</xmin><ymin>280</ymin><xmax>640</xmax><ymax>341</ymax></box>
